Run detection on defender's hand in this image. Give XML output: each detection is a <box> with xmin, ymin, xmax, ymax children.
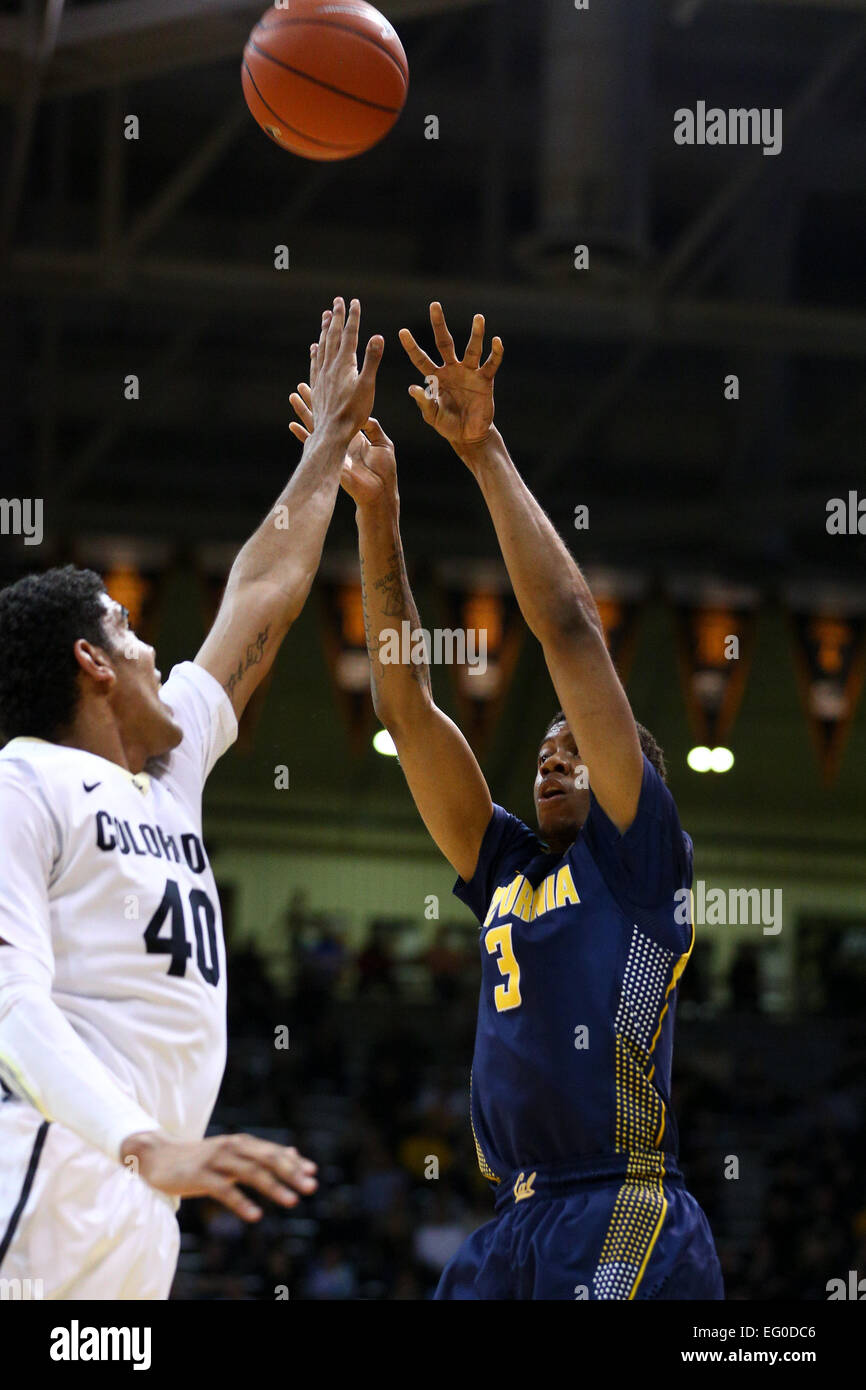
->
<box><xmin>399</xmin><ymin>302</ymin><xmax>503</xmax><ymax>453</ymax></box>
<box><xmin>309</xmin><ymin>297</ymin><xmax>384</xmax><ymax>443</ymax></box>
<box><xmin>121</xmin><ymin>1130</ymin><xmax>318</xmax><ymax>1222</ymax></box>
<box><xmin>290</xmin><ymin>380</ymin><xmax>397</xmax><ymax>511</ymax></box>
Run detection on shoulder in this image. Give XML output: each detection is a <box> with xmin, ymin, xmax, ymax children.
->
<box><xmin>472</xmin><ymin>804</ymin><xmax>544</xmax><ymax>879</ymax></box>
<box><xmin>579</xmin><ymin>756</ymin><xmax>693</xmax><ymax>940</ymax></box>
<box><xmin>147</xmin><ymin>661</ymin><xmax>238</xmax><ymax>812</ymax></box>
<box><xmin>0</xmin><ymin>737</ymin><xmax>107</xmax><ymax>804</ymax></box>
<box><xmin>453</xmin><ymin>804</ymin><xmax>545</xmax><ymax>923</ymax></box>
<box><xmin>0</xmin><ymin>741</ymin><xmax>64</xmax><ymax>815</ymax></box>
<box><xmin>0</xmin><ymin>744</ymin><xmax>65</xmax><ymax>868</ymax></box>
<box><xmin>586</xmin><ymin>755</ymin><xmax>685</xmax><ymax>850</ymax></box>
<box><xmin>159</xmin><ymin>661</ymin><xmax>237</xmax><ymax>731</ymax></box>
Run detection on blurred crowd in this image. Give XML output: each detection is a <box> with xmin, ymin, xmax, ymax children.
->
<box><xmin>170</xmin><ymin>904</ymin><xmax>866</xmax><ymax>1301</ymax></box>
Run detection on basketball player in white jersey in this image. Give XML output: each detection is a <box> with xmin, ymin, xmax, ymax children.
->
<box><xmin>0</xmin><ymin>298</ymin><xmax>382</xmax><ymax>1299</ymax></box>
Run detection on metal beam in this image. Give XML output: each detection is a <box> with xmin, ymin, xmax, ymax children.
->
<box><xmin>654</xmin><ymin>20</ymin><xmax>866</xmax><ymax>296</ymax></box>
<box><xmin>482</xmin><ymin>1</ymin><xmax>510</xmax><ymax>278</ymax></box>
<box><xmin>46</xmin><ymin>0</ymin><xmax>492</xmax><ymax>46</ymax></box>
<box><xmin>54</xmin><ymin>325</ymin><xmax>200</xmax><ymax>503</ymax></box>
<box><xmin>527</xmin><ymin>17</ymin><xmax>866</xmax><ymax>488</ymax></box>
<box><xmin>36</xmin><ymin>308</ymin><xmax>60</xmax><ymax>491</ymax></box>
<box><xmin>8</xmin><ymin>250</ymin><xmax>866</xmax><ymax>359</ymax></box>
<box><xmin>98</xmin><ymin>86</ymin><xmax>125</xmax><ymax>256</ymax></box>
<box><xmin>0</xmin><ymin>0</ymin><xmax>495</xmax><ymax>98</ymax></box>
<box><xmin>50</xmin><ymin>0</ymin><xmax>261</xmax><ymax>43</ymax></box>
<box><xmin>0</xmin><ymin>0</ymin><xmax>859</xmax><ymax>60</ymax></box>
<box><xmin>727</xmin><ymin>0</ymin><xmax>866</xmax><ymax>9</ymax></box>
<box><xmin>118</xmin><ymin>100</ymin><xmax>247</xmax><ymax>259</ymax></box>
<box><xmin>1</xmin><ymin>0</ymin><xmax>66</xmax><ymax>255</ymax></box>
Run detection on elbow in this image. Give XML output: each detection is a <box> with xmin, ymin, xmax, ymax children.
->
<box><xmin>536</xmin><ymin>599</ymin><xmax>603</xmax><ymax>651</ymax></box>
<box><xmin>370</xmin><ymin>682</ymin><xmax>397</xmax><ymax>731</ymax></box>
<box><xmin>372</xmin><ymin>687</ymin><xmax>434</xmax><ymax>740</ymax></box>
<box><xmin>371</xmin><ymin>694</ymin><xmax>406</xmax><ymax>737</ymax></box>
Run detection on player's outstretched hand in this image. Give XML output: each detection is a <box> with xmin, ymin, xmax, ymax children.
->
<box><xmin>121</xmin><ymin>1130</ymin><xmax>318</xmax><ymax>1222</ymax></box>
<box><xmin>290</xmin><ymin>379</ymin><xmax>397</xmax><ymax>511</ymax></box>
<box><xmin>309</xmin><ymin>297</ymin><xmax>384</xmax><ymax>443</ymax></box>
<box><xmin>399</xmin><ymin>302</ymin><xmax>503</xmax><ymax>454</ymax></box>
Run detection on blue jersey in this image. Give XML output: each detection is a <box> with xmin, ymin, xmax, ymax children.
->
<box><xmin>454</xmin><ymin>755</ymin><xmax>694</xmax><ymax>1188</ymax></box>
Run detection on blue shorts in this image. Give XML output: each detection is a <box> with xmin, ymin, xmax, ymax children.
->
<box><xmin>435</xmin><ymin>1157</ymin><xmax>724</xmax><ymax>1301</ymax></box>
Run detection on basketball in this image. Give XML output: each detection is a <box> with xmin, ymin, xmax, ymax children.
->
<box><xmin>241</xmin><ymin>1</ymin><xmax>409</xmax><ymax>161</ymax></box>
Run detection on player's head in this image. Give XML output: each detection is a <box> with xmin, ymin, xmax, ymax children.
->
<box><xmin>0</xmin><ymin>565</ymin><xmax>182</xmax><ymax>769</ymax></box>
<box><xmin>534</xmin><ymin>710</ymin><xmax>666</xmax><ymax>846</ymax></box>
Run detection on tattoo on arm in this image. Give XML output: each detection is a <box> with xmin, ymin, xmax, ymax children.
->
<box><xmin>224</xmin><ymin>624</ymin><xmax>271</xmax><ymax>700</ymax></box>
<box><xmin>372</xmin><ymin>554</ymin><xmax>408</xmax><ymax>620</ymax></box>
<box><xmin>370</xmin><ymin>548</ymin><xmax>431</xmax><ymax>694</ymax></box>
<box><xmin>359</xmin><ymin>552</ymin><xmax>384</xmax><ymax>705</ymax></box>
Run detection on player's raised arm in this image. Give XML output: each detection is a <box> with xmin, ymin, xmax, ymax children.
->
<box><xmin>289</xmin><ymin>384</ymin><xmax>493</xmax><ymax>882</ymax></box>
<box><xmin>196</xmin><ymin>298</ymin><xmax>384</xmax><ymax>720</ymax></box>
<box><xmin>400</xmin><ymin>303</ymin><xmax>643</xmax><ymax>835</ymax></box>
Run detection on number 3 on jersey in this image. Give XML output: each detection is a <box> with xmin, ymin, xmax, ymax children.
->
<box><xmin>484</xmin><ymin>923</ymin><xmax>522</xmax><ymax>1011</ymax></box>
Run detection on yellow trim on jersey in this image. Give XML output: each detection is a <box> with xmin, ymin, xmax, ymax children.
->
<box><xmin>469</xmin><ymin>1069</ymin><xmax>501</xmax><ymax>1185</ymax></box>
<box><xmin>654</xmin><ymin>1103</ymin><xmax>666</xmax><ymax>1151</ymax></box>
<box><xmin>649</xmin><ymin>912</ymin><xmax>695</xmax><ymax>1062</ymax></box>
<box><xmin>647</xmin><ymin>909</ymin><xmax>695</xmax><ymax>1127</ymax></box>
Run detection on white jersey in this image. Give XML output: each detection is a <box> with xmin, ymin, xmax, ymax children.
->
<box><xmin>0</xmin><ymin>661</ymin><xmax>237</xmax><ymax>1144</ymax></box>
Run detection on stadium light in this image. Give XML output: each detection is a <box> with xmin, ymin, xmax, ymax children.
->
<box><xmin>687</xmin><ymin>746</ymin><xmax>712</xmax><ymax>773</ymax></box>
<box><xmin>373</xmin><ymin>729</ymin><xmax>398</xmax><ymax>758</ymax></box>
<box><xmin>709</xmin><ymin>746</ymin><xmax>734</xmax><ymax>773</ymax></box>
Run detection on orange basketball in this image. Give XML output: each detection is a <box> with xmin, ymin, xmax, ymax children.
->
<box><xmin>242</xmin><ymin>1</ymin><xmax>409</xmax><ymax>161</ymax></box>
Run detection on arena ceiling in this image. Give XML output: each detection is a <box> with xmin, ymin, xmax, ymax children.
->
<box><xmin>2</xmin><ymin>0</ymin><xmax>865</xmax><ymax>579</ymax></box>
<box><xmin>1</xmin><ymin>0</ymin><xmax>865</xmax><ymax>841</ymax></box>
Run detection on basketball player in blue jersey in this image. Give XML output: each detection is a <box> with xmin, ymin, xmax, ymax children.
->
<box><xmin>289</xmin><ymin>301</ymin><xmax>723</xmax><ymax>1300</ymax></box>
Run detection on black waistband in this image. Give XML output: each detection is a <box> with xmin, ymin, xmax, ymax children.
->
<box><xmin>493</xmin><ymin>1152</ymin><xmax>682</xmax><ymax>1210</ymax></box>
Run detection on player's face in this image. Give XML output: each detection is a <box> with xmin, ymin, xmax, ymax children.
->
<box><xmin>533</xmin><ymin>721</ymin><xmax>591</xmax><ymax>844</ymax></box>
<box><xmin>101</xmin><ymin>597</ymin><xmax>182</xmax><ymax>765</ymax></box>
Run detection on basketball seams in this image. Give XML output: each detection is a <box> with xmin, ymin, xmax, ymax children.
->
<box><xmin>246</xmin><ymin>37</ymin><xmax>404</xmax><ymax>114</ymax></box>
<box><xmin>242</xmin><ymin>59</ymin><xmax>365</xmax><ymax>152</ymax></box>
<box><xmin>242</xmin><ymin>5</ymin><xmax>407</xmax><ymax>158</ymax></box>
<box><xmin>253</xmin><ymin>13</ymin><xmax>409</xmax><ymax>83</ymax></box>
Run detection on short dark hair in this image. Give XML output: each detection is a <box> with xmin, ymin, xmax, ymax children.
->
<box><xmin>543</xmin><ymin>709</ymin><xmax>668</xmax><ymax>784</ymax></box>
<box><xmin>0</xmin><ymin>566</ymin><xmax>111</xmax><ymax>743</ymax></box>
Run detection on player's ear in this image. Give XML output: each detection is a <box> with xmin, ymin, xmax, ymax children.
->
<box><xmin>74</xmin><ymin>638</ymin><xmax>118</xmax><ymax>690</ymax></box>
